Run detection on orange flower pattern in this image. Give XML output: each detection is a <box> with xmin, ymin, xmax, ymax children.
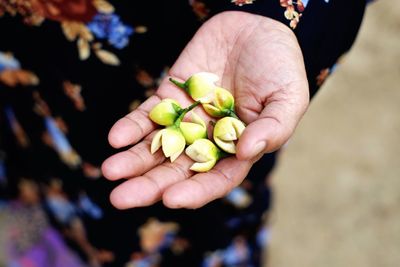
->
<box><xmin>231</xmin><ymin>0</ymin><xmax>256</xmax><ymax>6</ymax></box>
<box><xmin>280</xmin><ymin>0</ymin><xmax>305</xmax><ymax>29</ymax></box>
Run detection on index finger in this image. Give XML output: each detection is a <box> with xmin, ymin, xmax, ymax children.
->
<box><xmin>108</xmin><ymin>95</ymin><xmax>161</xmax><ymax>148</ymax></box>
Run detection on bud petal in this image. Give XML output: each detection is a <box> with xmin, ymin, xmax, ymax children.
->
<box><xmin>231</xmin><ymin>118</ymin><xmax>246</xmax><ymax>134</ymax></box>
<box><xmin>213</xmin><ymin>117</ymin><xmax>246</xmax><ymax>154</ymax></box>
<box><xmin>185</xmin><ymin>139</ymin><xmax>217</xmax><ymax>162</ymax></box>
<box><xmin>150</xmin><ymin>129</ymin><xmax>164</xmax><ymax>154</ymax></box>
<box><xmin>180</xmin><ymin>122</ymin><xmax>206</xmax><ymax>145</ymax></box>
<box><xmin>203</xmin><ymin>103</ymin><xmax>225</xmax><ymax>117</ymax></box>
<box><xmin>190</xmin><ymin>111</ymin><xmax>206</xmax><ymax>127</ymax></box>
<box><xmin>185</xmin><ymin>139</ymin><xmax>220</xmax><ymax>172</ymax></box>
<box><xmin>179</xmin><ymin>112</ymin><xmax>207</xmax><ymax>145</ymax></box>
<box><xmin>161</xmin><ymin>127</ymin><xmax>186</xmax><ymax>162</ymax></box>
<box><xmin>214</xmin><ymin>139</ymin><xmax>236</xmax><ymax>154</ymax></box>
<box><xmin>186</xmin><ymin>72</ymin><xmax>219</xmax><ymax>102</ymax></box>
<box><xmin>190</xmin><ymin>160</ymin><xmax>217</xmax><ymax>173</ymax></box>
<box><xmin>149</xmin><ymin>99</ymin><xmax>181</xmax><ymax>126</ymax></box>
<box><xmin>214</xmin><ymin>87</ymin><xmax>234</xmax><ymax>111</ymax></box>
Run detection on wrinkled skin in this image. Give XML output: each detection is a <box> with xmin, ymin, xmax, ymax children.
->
<box><xmin>102</xmin><ymin>11</ymin><xmax>309</xmax><ymax>209</ymax></box>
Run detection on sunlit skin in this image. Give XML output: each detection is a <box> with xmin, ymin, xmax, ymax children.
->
<box><xmin>102</xmin><ymin>11</ymin><xmax>309</xmax><ymax>209</ymax></box>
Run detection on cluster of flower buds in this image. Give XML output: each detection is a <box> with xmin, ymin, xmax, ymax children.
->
<box><xmin>149</xmin><ymin>72</ymin><xmax>246</xmax><ymax>172</ymax></box>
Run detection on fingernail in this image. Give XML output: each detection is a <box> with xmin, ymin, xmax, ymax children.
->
<box><xmin>250</xmin><ymin>141</ymin><xmax>267</xmax><ymax>158</ymax></box>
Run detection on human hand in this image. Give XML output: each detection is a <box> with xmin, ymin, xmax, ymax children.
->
<box><xmin>102</xmin><ymin>11</ymin><xmax>309</xmax><ymax>209</ymax></box>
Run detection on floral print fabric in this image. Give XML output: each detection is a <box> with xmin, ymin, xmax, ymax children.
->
<box><xmin>0</xmin><ymin>0</ymin><xmax>367</xmax><ymax>266</ymax></box>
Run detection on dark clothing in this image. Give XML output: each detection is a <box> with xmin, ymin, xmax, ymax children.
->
<box><xmin>0</xmin><ymin>0</ymin><xmax>366</xmax><ymax>266</ymax></box>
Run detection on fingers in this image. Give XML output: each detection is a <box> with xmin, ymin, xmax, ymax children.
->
<box><xmin>108</xmin><ymin>95</ymin><xmax>161</xmax><ymax>148</ymax></box>
<box><xmin>102</xmin><ymin>133</ymin><xmax>165</xmax><ymax>180</ymax></box>
<box><xmin>162</xmin><ymin>157</ymin><xmax>253</xmax><ymax>209</ymax></box>
<box><xmin>109</xmin><ymin>156</ymin><xmax>194</xmax><ymax>209</ymax></box>
<box><xmin>236</xmin><ymin>81</ymin><xmax>309</xmax><ymax>160</ymax></box>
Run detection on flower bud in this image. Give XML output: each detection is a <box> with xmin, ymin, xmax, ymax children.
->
<box><xmin>151</xmin><ymin>127</ymin><xmax>186</xmax><ymax>162</ymax></box>
<box><xmin>213</xmin><ymin>117</ymin><xmax>246</xmax><ymax>154</ymax></box>
<box><xmin>179</xmin><ymin>112</ymin><xmax>207</xmax><ymax>145</ymax></box>
<box><xmin>183</xmin><ymin>72</ymin><xmax>219</xmax><ymax>102</ymax></box>
<box><xmin>202</xmin><ymin>87</ymin><xmax>235</xmax><ymax>117</ymax></box>
<box><xmin>149</xmin><ymin>99</ymin><xmax>181</xmax><ymax>126</ymax></box>
<box><xmin>185</xmin><ymin>139</ymin><xmax>220</xmax><ymax>172</ymax></box>
<box><xmin>170</xmin><ymin>72</ymin><xmax>218</xmax><ymax>103</ymax></box>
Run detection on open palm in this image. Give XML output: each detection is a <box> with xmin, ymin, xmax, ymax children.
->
<box><xmin>102</xmin><ymin>11</ymin><xmax>309</xmax><ymax>209</ymax></box>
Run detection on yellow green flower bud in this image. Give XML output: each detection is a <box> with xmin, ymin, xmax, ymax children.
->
<box><xmin>179</xmin><ymin>112</ymin><xmax>207</xmax><ymax>145</ymax></box>
<box><xmin>151</xmin><ymin>126</ymin><xmax>186</xmax><ymax>162</ymax></box>
<box><xmin>149</xmin><ymin>99</ymin><xmax>181</xmax><ymax>126</ymax></box>
<box><xmin>170</xmin><ymin>72</ymin><xmax>218</xmax><ymax>103</ymax></box>
<box><xmin>213</xmin><ymin>117</ymin><xmax>246</xmax><ymax>154</ymax></box>
<box><xmin>185</xmin><ymin>139</ymin><xmax>221</xmax><ymax>172</ymax></box>
<box><xmin>201</xmin><ymin>87</ymin><xmax>235</xmax><ymax>117</ymax></box>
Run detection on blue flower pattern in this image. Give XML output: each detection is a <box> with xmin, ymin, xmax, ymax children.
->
<box><xmin>87</xmin><ymin>13</ymin><xmax>134</xmax><ymax>49</ymax></box>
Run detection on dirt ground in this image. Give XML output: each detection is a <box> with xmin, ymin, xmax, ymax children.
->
<box><xmin>266</xmin><ymin>1</ymin><xmax>400</xmax><ymax>267</ymax></box>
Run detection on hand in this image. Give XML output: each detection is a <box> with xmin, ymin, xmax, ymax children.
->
<box><xmin>102</xmin><ymin>11</ymin><xmax>309</xmax><ymax>209</ymax></box>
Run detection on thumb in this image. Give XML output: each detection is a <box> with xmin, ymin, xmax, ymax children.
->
<box><xmin>236</xmin><ymin>83</ymin><xmax>309</xmax><ymax>160</ymax></box>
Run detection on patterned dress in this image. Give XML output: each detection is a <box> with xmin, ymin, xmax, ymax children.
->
<box><xmin>0</xmin><ymin>0</ymin><xmax>367</xmax><ymax>266</ymax></box>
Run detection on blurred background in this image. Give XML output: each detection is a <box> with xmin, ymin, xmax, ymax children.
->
<box><xmin>267</xmin><ymin>1</ymin><xmax>400</xmax><ymax>266</ymax></box>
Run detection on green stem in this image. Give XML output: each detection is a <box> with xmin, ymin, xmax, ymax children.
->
<box><xmin>169</xmin><ymin>78</ymin><xmax>187</xmax><ymax>91</ymax></box>
<box><xmin>226</xmin><ymin>109</ymin><xmax>239</xmax><ymax>120</ymax></box>
<box><xmin>174</xmin><ymin>101</ymin><xmax>201</xmax><ymax>127</ymax></box>
<box><xmin>172</xmin><ymin>103</ymin><xmax>183</xmax><ymax>114</ymax></box>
